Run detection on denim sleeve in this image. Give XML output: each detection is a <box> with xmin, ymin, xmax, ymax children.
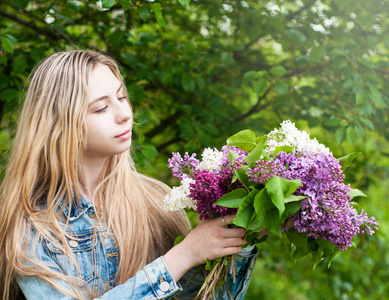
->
<box><xmin>18</xmin><ymin>256</ymin><xmax>183</xmax><ymax>300</ymax></box>
<box><xmin>178</xmin><ymin>246</ymin><xmax>258</xmax><ymax>300</ymax></box>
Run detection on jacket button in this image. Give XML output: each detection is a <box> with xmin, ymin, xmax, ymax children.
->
<box><xmin>159</xmin><ymin>280</ymin><xmax>170</xmax><ymax>292</ymax></box>
<box><xmin>68</xmin><ymin>240</ymin><xmax>78</xmax><ymax>248</ymax></box>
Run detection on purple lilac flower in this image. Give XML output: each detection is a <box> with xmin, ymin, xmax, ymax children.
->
<box><xmin>275</xmin><ymin>151</ymin><xmax>379</xmax><ymax>251</ymax></box>
<box><xmin>221</xmin><ymin>146</ymin><xmax>249</xmax><ymax>169</ymax></box>
<box><xmin>168</xmin><ymin>152</ymin><xmax>199</xmax><ymax>180</ymax></box>
<box><xmin>189</xmin><ymin>169</ymin><xmax>237</xmax><ymax>220</ymax></box>
<box><xmin>247</xmin><ymin>160</ymin><xmax>280</xmax><ymax>185</ymax></box>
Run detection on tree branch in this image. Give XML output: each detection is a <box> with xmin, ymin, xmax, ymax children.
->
<box><xmin>0</xmin><ymin>7</ymin><xmax>76</xmax><ymax>45</ymax></box>
<box><xmin>233</xmin><ymin>1</ymin><xmax>315</xmax><ymax>57</ymax></box>
<box><xmin>156</xmin><ymin>137</ymin><xmax>181</xmax><ymax>152</ymax></box>
<box><xmin>285</xmin><ymin>1</ymin><xmax>315</xmax><ymax>21</ymax></box>
<box><xmin>145</xmin><ymin>110</ymin><xmax>184</xmax><ymax>139</ymax></box>
<box><xmin>233</xmin><ymin>87</ymin><xmax>272</xmax><ymax>122</ymax></box>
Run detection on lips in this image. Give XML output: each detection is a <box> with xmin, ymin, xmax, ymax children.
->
<box><xmin>115</xmin><ymin>129</ymin><xmax>132</xmax><ymax>139</ymax></box>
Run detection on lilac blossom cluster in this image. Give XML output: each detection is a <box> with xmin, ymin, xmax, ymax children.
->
<box><xmin>248</xmin><ymin>160</ymin><xmax>280</xmax><ymax>185</ymax></box>
<box><xmin>165</xmin><ymin>121</ymin><xmax>378</xmax><ymax>251</ymax></box>
<box><xmin>271</xmin><ymin>151</ymin><xmax>379</xmax><ymax>250</ymax></box>
<box><xmin>165</xmin><ymin>146</ymin><xmax>247</xmax><ymax>219</ymax></box>
<box><xmin>189</xmin><ymin>169</ymin><xmax>238</xmax><ymax>220</ymax></box>
<box><xmin>167</xmin><ymin>152</ymin><xmax>199</xmax><ymax>180</ymax></box>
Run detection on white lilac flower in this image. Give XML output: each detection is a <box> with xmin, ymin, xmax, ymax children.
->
<box><xmin>267</xmin><ymin>120</ymin><xmax>330</xmax><ymax>155</ymax></box>
<box><xmin>197</xmin><ymin>148</ymin><xmax>224</xmax><ymax>172</ymax></box>
<box><xmin>164</xmin><ymin>177</ymin><xmax>197</xmax><ymax>211</ymax></box>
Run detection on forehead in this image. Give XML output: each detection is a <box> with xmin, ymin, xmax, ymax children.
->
<box><xmin>87</xmin><ymin>64</ymin><xmax>121</xmax><ymax>101</ymax></box>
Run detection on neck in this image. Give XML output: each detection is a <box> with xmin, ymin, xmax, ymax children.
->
<box><xmin>80</xmin><ymin>156</ymin><xmax>107</xmax><ymax>204</ymax></box>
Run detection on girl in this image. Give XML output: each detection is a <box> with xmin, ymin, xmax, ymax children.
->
<box><xmin>0</xmin><ymin>50</ymin><xmax>257</xmax><ymax>299</ymax></box>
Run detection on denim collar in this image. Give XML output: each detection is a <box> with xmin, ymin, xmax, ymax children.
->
<box><xmin>62</xmin><ymin>195</ymin><xmax>94</xmax><ymax>222</ymax></box>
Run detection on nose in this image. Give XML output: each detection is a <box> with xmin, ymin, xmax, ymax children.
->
<box><xmin>116</xmin><ymin>102</ymin><xmax>132</xmax><ymax>124</ymax></box>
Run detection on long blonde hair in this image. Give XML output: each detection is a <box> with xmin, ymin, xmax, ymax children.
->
<box><xmin>0</xmin><ymin>50</ymin><xmax>190</xmax><ymax>299</ymax></box>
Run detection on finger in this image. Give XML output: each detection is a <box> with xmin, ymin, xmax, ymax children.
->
<box><xmin>221</xmin><ymin>246</ymin><xmax>244</xmax><ymax>256</ymax></box>
<box><xmin>221</xmin><ymin>237</ymin><xmax>247</xmax><ymax>248</ymax></box>
<box><xmin>222</xmin><ymin>227</ymin><xmax>246</xmax><ymax>238</ymax></box>
<box><xmin>220</xmin><ymin>216</ymin><xmax>228</xmax><ymax>227</ymax></box>
<box><xmin>220</xmin><ymin>214</ymin><xmax>237</xmax><ymax>226</ymax></box>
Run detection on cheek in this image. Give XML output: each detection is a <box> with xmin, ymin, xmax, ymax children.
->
<box><xmin>85</xmin><ymin>119</ymin><xmax>103</xmax><ymax>147</ymax></box>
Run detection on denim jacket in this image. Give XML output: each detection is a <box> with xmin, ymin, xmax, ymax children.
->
<box><xmin>18</xmin><ymin>196</ymin><xmax>257</xmax><ymax>299</ymax></box>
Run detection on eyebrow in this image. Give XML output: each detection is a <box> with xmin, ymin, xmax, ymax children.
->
<box><xmin>88</xmin><ymin>84</ymin><xmax>124</xmax><ymax>107</ymax></box>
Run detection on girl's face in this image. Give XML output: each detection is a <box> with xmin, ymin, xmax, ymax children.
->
<box><xmin>85</xmin><ymin>64</ymin><xmax>132</xmax><ymax>161</ymax></box>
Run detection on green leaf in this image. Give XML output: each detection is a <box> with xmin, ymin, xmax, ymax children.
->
<box><xmin>174</xmin><ymin>235</ymin><xmax>186</xmax><ymax>246</ymax></box>
<box><xmin>355</xmin><ymin>94</ymin><xmax>364</xmax><ymax>105</ymax></box>
<box><xmin>275</xmin><ymin>80</ymin><xmax>289</xmax><ymax>95</ymax></box>
<box><xmin>119</xmin><ymin>0</ymin><xmax>132</xmax><ymax>9</ymax></box>
<box><xmin>12</xmin><ymin>58</ymin><xmax>27</xmax><ymax>74</ymax></box>
<box><xmin>253</xmin><ymin>78</ymin><xmax>268</xmax><ymax>96</ymax></box>
<box><xmin>282</xmin><ymin>201</ymin><xmax>301</xmax><ymax>220</ymax></box>
<box><xmin>137</xmin><ymin>134</ymin><xmax>145</xmax><ymax>145</ymax></box>
<box><xmin>142</xmin><ymin>144</ymin><xmax>158</xmax><ymax>162</ymax></box>
<box><xmin>139</xmin><ymin>5</ymin><xmax>151</xmax><ymax>21</ymax></box>
<box><xmin>369</xmin><ymin>86</ymin><xmax>387</xmax><ymax>108</ymax></box>
<box><xmin>360</xmin><ymin>118</ymin><xmax>374</xmax><ymax>130</ymax></box>
<box><xmin>286</xmin><ymin>229</ymin><xmax>308</xmax><ymax>250</ymax></box>
<box><xmin>270</xmin><ymin>65</ymin><xmax>287</xmax><ymax>76</ymax></box>
<box><xmin>261</xmin><ymin>208</ymin><xmax>282</xmax><ymax>236</ymax></box>
<box><xmin>214</xmin><ymin>188</ymin><xmax>247</xmax><ymax>208</ymax></box>
<box><xmin>0</xmin><ymin>88</ymin><xmax>17</xmax><ymax>101</ymax></box>
<box><xmin>324</xmin><ymin>116</ymin><xmax>343</xmax><ymax>127</ymax></box>
<box><xmin>2</xmin><ymin>36</ymin><xmax>14</xmax><ymax>54</ymax></box>
<box><xmin>232</xmin><ymin>189</ymin><xmax>258</xmax><ymax>229</ymax></box>
<box><xmin>314</xmin><ymin>239</ymin><xmax>341</xmax><ymax>267</ymax></box>
<box><xmin>288</xmin><ymin>29</ymin><xmax>306</xmax><ymax>43</ymax></box>
<box><xmin>335</xmin><ymin>127</ymin><xmax>345</xmax><ymax>144</ymax></box>
<box><xmin>234</xmin><ymin>168</ymin><xmax>250</xmax><ymax>189</ymax></box>
<box><xmin>310</xmin><ymin>46</ymin><xmax>324</xmax><ymax>62</ymax></box>
<box><xmin>102</xmin><ymin>0</ymin><xmax>116</xmax><ymax>8</ymax></box>
<box><xmin>178</xmin><ymin>0</ymin><xmax>191</xmax><ymax>6</ymax></box>
<box><xmin>266</xmin><ymin>176</ymin><xmax>302</xmax><ymax>217</ymax></box>
<box><xmin>349</xmin><ymin>188</ymin><xmax>367</xmax><ymax>198</ymax></box>
<box><xmin>243</xmin><ymin>70</ymin><xmax>258</xmax><ymax>81</ymax></box>
<box><xmin>337</xmin><ymin>152</ymin><xmax>361</xmax><ymax>171</ymax></box>
<box><xmin>284</xmin><ymin>195</ymin><xmax>306</xmax><ymax>203</ymax></box>
<box><xmin>194</xmin><ymin>76</ymin><xmax>205</xmax><ymax>90</ymax></box>
<box><xmin>12</xmin><ymin>0</ymin><xmax>29</xmax><ymax>7</ymax></box>
<box><xmin>311</xmin><ymin>248</ymin><xmax>324</xmax><ymax>270</ymax></box>
<box><xmin>181</xmin><ymin>74</ymin><xmax>195</xmax><ymax>91</ymax></box>
<box><xmin>108</xmin><ymin>30</ymin><xmax>125</xmax><ymax>49</ymax></box>
<box><xmin>245</xmin><ymin>136</ymin><xmax>268</xmax><ymax>165</ymax></box>
<box><xmin>354</xmin><ymin>123</ymin><xmax>364</xmax><ymax>138</ymax></box>
<box><xmin>253</xmin><ymin>188</ymin><xmax>274</xmax><ymax>219</ymax></box>
<box><xmin>151</xmin><ymin>3</ymin><xmax>167</xmax><ymax>27</ymax></box>
<box><xmin>228</xmin><ymin>150</ymin><xmax>240</xmax><ymax>165</ymax></box>
<box><xmin>346</xmin><ymin>126</ymin><xmax>358</xmax><ymax>144</ymax></box>
<box><xmin>266</xmin><ymin>177</ymin><xmax>286</xmax><ymax>216</ymax></box>
<box><xmin>226</xmin><ymin>129</ymin><xmax>257</xmax><ymax>152</ymax></box>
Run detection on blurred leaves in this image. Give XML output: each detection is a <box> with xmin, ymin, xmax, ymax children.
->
<box><xmin>1</xmin><ymin>0</ymin><xmax>389</xmax><ymax>298</ymax></box>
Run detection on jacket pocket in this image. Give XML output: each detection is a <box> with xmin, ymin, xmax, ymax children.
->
<box><xmin>43</xmin><ymin>228</ymin><xmax>98</xmax><ymax>283</ymax></box>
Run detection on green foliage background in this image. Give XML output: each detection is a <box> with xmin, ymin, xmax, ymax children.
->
<box><xmin>1</xmin><ymin>0</ymin><xmax>388</xmax><ymax>299</ymax></box>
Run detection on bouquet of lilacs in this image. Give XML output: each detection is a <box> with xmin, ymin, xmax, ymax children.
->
<box><xmin>164</xmin><ymin>120</ymin><xmax>378</xmax><ymax>300</ymax></box>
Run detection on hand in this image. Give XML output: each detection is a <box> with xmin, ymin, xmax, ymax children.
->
<box><xmin>163</xmin><ymin>215</ymin><xmax>247</xmax><ymax>281</ymax></box>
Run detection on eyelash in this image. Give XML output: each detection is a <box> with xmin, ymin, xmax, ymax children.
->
<box><xmin>94</xmin><ymin>96</ymin><xmax>127</xmax><ymax>113</ymax></box>
<box><xmin>95</xmin><ymin>106</ymin><xmax>108</xmax><ymax>113</ymax></box>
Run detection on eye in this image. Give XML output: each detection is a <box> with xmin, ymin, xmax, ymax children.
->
<box><xmin>118</xmin><ymin>96</ymin><xmax>127</xmax><ymax>101</ymax></box>
<box><xmin>95</xmin><ymin>106</ymin><xmax>108</xmax><ymax>113</ymax></box>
